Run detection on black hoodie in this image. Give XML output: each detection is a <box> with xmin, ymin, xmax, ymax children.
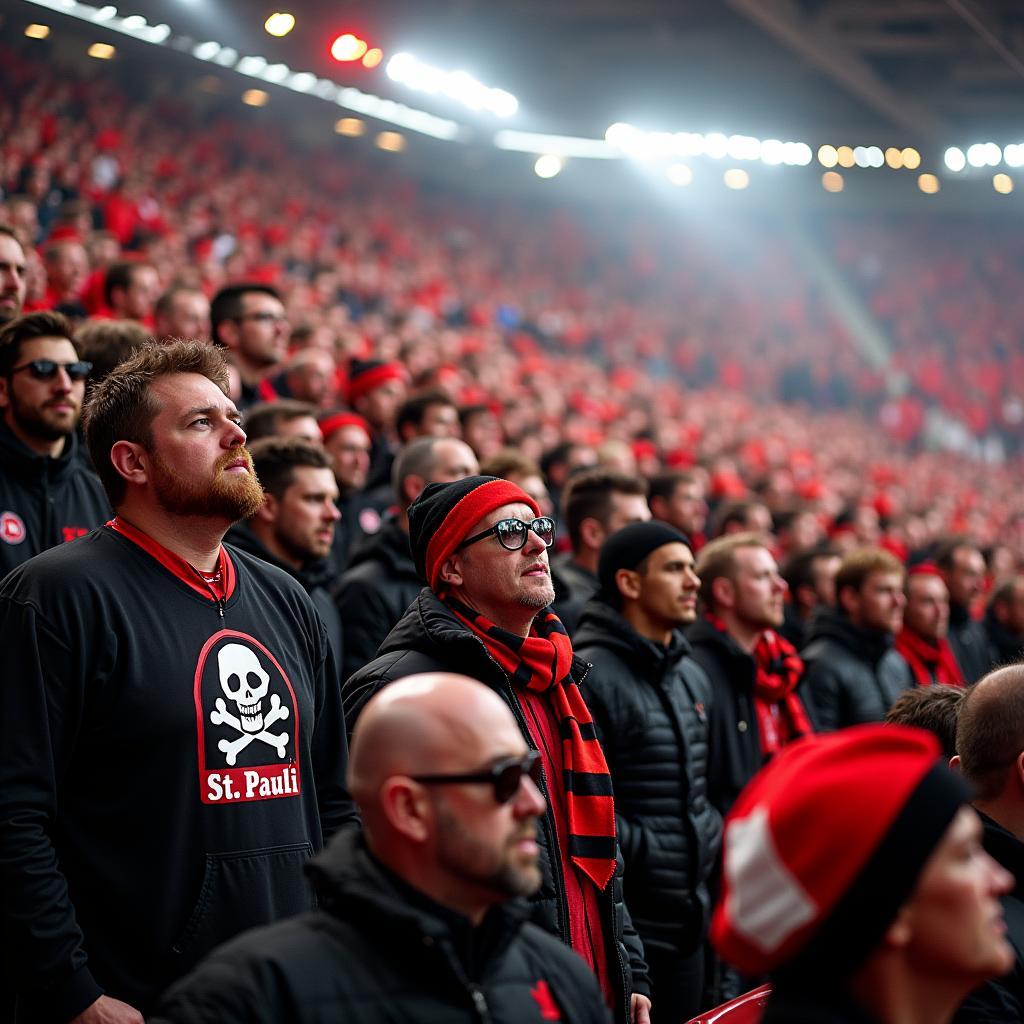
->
<box><xmin>0</xmin><ymin>416</ymin><xmax>109</xmax><ymax>577</ymax></box>
<box><xmin>801</xmin><ymin>609</ymin><xmax>912</xmax><ymax>731</ymax></box>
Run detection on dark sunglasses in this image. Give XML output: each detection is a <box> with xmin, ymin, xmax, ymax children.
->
<box><xmin>10</xmin><ymin>359</ymin><xmax>92</xmax><ymax>382</ymax></box>
<box><xmin>411</xmin><ymin>750</ymin><xmax>543</xmax><ymax>804</ymax></box>
<box><xmin>458</xmin><ymin>516</ymin><xmax>555</xmax><ymax>553</ymax></box>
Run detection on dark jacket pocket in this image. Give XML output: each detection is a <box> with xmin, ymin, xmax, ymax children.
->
<box><xmin>171</xmin><ymin>842</ymin><xmax>314</xmax><ymax>969</ymax></box>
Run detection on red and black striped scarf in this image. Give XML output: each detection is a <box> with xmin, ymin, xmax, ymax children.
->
<box><xmin>445</xmin><ymin>597</ymin><xmax>617</xmax><ymax>890</ymax></box>
<box><xmin>894</xmin><ymin>629</ymin><xmax>965</xmax><ymax>688</ymax></box>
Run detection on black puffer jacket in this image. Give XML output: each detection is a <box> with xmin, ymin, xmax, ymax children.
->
<box><xmin>573</xmin><ymin>601</ymin><xmax>721</xmax><ymax>958</ymax></box>
<box><xmin>801</xmin><ymin>610</ymin><xmax>912</xmax><ymax>731</ymax></box>
<box><xmin>151</xmin><ymin>828</ymin><xmax>611</xmax><ymax>1024</ymax></box>
<box><xmin>342</xmin><ymin>590</ymin><xmax>650</xmax><ymax>1023</ymax></box>
<box><xmin>332</xmin><ymin>516</ymin><xmax>421</xmax><ymax>681</ymax></box>
<box><xmin>550</xmin><ymin>554</ymin><xmax>599</xmax><ymax>636</ymax></box>
<box><xmin>948</xmin><ymin>603</ymin><xmax>995</xmax><ymax>683</ymax></box>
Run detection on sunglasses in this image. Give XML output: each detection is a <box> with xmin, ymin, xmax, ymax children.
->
<box><xmin>10</xmin><ymin>359</ymin><xmax>92</xmax><ymax>382</ymax></box>
<box><xmin>411</xmin><ymin>750</ymin><xmax>543</xmax><ymax>804</ymax></box>
<box><xmin>458</xmin><ymin>516</ymin><xmax>555</xmax><ymax>553</ymax></box>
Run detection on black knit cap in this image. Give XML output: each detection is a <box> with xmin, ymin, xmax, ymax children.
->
<box><xmin>598</xmin><ymin>521</ymin><xmax>691</xmax><ymax>603</ymax></box>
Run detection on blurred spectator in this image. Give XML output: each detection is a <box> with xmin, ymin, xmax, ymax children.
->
<box><xmin>347</xmin><ymin>358</ymin><xmax>408</xmax><ymax>491</ymax></box>
<box><xmin>480</xmin><ymin>449</ymin><xmax>554</xmax><ymax>518</ymax></box>
<box><xmin>647</xmin><ymin>469</ymin><xmax>708</xmax><ymax>549</ymax></box>
<box><xmin>0</xmin><ymin>226</ymin><xmax>27</xmax><ymax>324</ymax></box>
<box><xmin>894</xmin><ymin>564</ymin><xmax>964</xmax><ymax>688</ymax></box>
<box><xmin>228</xmin><ymin>438</ymin><xmax>343</xmax><ymax>665</ymax></box>
<box><xmin>774</xmin><ymin>506</ymin><xmax>825</xmax><ymax>558</ymax></box>
<box><xmin>459</xmin><ymin>403</ymin><xmax>504</xmax><ymax>463</ymax></box>
<box><xmin>540</xmin><ymin>441</ymin><xmax>598</xmax><ymax>516</ymax></box>
<box><xmin>396</xmin><ymin>388</ymin><xmax>460</xmax><ymax>442</ymax></box>
<box><xmin>985</xmin><ymin>575</ymin><xmax>1024</xmax><ymax>665</ymax></box>
<box><xmin>104</xmin><ymin>260</ymin><xmax>160</xmax><ymax>324</ymax></box>
<box><xmin>270</xmin><ymin>348</ymin><xmax>338</xmax><ymax>409</ymax></box>
<box><xmin>936</xmin><ymin>536</ymin><xmax>996</xmax><ymax>683</ymax></box>
<box><xmin>0</xmin><ymin>311</ymin><xmax>109</xmax><ymax>575</ymax></box>
<box><xmin>802</xmin><ymin>547</ymin><xmax>912</xmax><ymax>730</ymax></box>
<box><xmin>41</xmin><ymin>237</ymin><xmax>88</xmax><ymax>318</ymax></box>
<box><xmin>243</xmin><ymin>400</ymin><xmax>322</xmax><ymax>445</ymax></box>
<box><xmin>74</xmin><ymin>318</ymin><xmax>149</xmax><ymax>387</ymax></box>
<box><xmin>779</xmin><ymin>545</ymin><xmax>841</xmax><ymax>648</ymax></box>
<box><xmin>552</xmin><ymin>468</ymin><xmax>650</xmax><ymax>633</ymax></box>
<box><xmin>885</xmin><ymin>684</ymin><xmax>964</xmax><ymax>759</ymax></box>
<box><xmin>154</xmin><ymin>285</ymin><xmax>210</xmax><ymax>342</ymax></box>
<box><xmin>709</xmin><ymin>498</ymin><xmax>774</xmax><ymax>544</ymax></box>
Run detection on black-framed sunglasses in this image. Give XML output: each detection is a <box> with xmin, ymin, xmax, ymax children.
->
<box><xmin>458</xmin><ymin>516</ymin><xmax>555</xmax><ymax>553</ymax></box>
<box><xmin>411</xmin><ymin>750</ymin><xmax>543</xmax><ymax>804</ymax></box>
<box><xmin>9</xmin><ymin>359</ymin><xmax>92</xmax><ymax>382</ymax></box>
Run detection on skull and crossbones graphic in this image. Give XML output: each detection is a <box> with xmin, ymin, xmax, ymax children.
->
<box><xmin>209</xmin><ymin>643</ymin><xmax>290</xmax><ymax>766</ymax></box>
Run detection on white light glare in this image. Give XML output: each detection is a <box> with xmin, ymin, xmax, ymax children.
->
<box><xmin>534</xmin><ymin>155</ymin><xmax>563</xmax><ymax>179</ymax></box>
<box><xmin>386</xmin><ymin>53</ymin><xmax>518</xmax><ymax>118</ymax></box>
<box><xmin>666</xmin><ymin>163</ymin><xmax>693</xmax><ymax>186</ymax></box>
<box><xmin>1004</xmin><ymin>144</ymin><xmax>1024</xmax><ymax>168</ymax></box>
<box><xmin>760</xmin><ymin>139</ymin><xmax>784</xmax><ymax>165</ymax></box>
<box><xmin>967</xmin><ymin>142</ymin><xmax>1002</xmax><ymax>168</ymax></box>
<box><xmin>944</xmin><ymin>147</ymin><xmax>966</xmax><ymax>172</ymax></box>
<box><xmin>604</xmin><ymin>124</ymin><xmax>810</xmax><ymax>166</ymax></box>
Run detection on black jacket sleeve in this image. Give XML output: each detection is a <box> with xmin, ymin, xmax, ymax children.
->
<box><xmin>800</xmin><ymin>658</ymin><xmax>844</xmax><ymax>733</ymax></box>
<box><xmin>0</xmin><ymin>595</ymin><xmax>104</xmax><ymax>1021</ymax></box>
<box><xmin>334</xmin><ymin>575</ymin><xmax>396</xmax><ymax>682</ymax></box>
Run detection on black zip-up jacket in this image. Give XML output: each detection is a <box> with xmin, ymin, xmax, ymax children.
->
<box><xmin>948</xmin><ymin>602</ymin><xmax>995</xmax><ymax>684</ymax></box>
<box><xmin>225</xmin><ymin>521</ymin><xmax>344</xmax><ymax>670</ymax></box>
<box><xmin>0</xmin><ymin>525</ymin><xmax>357</xmax><ymax>1021</ymax></box>
<box><xmin>954</xmin><ymin>813</ymin><xmax>1024</xmax><ymax>1021</ymax></box>
<box><xmin>0</xmin><ymin>418</ymin><xmax>109</xmax><ymax>578</ymax></box>
<box><xmin>332</xmin><ymin>516</ymin><xmax>421</xmax><ymax>681</ymax></box>
<box><xmin>342</xmin><ymin>590</ymin><xmax>650</xmax><ymax>1023</ymax></box>
<box><xmin>800</xmin><ymin>609</ymin><xmax>912</xmax><ymax>732</ymax></box>
<box><xmin>573</xmin><ymin>601</ymin><xmax>721</xmax><ymax>958</ymax></box>
<box><xmin>150</xmin><ymin>827</ymin><xmax>612</xmax><ymax>1024</ymax></box>
<box><xmin>550</xmin><ymin>553</ymin><xmax>599</xmax><ymax>636</ymax></box>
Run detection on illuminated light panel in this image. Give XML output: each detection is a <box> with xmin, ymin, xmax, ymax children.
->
<box><xmin>88</xmin><ymin>42</ymin><xmax>116</xmax><ymax>59</ymax></box>
<box><xmin>362</xmin><ymin>47</ymin><xmax>383</xmax><ymax>69</ymax></box>
<box><xmin>264</xmin><ymin>12</ymin><xmax>295</xmax><ymax>38</ymax></box>
<box><xmin>1004</xmin><ymin>144</ymin><xmax>1024</xmax><ymax>168</ymax></box>
<box><xmin>376</xmin><ymin>131</ymin><xmax>406</xmax><ymax>152</ymax></box>
<box><xmin>666</xmin><ymin>163</ymin><xmax>693</xmax><ymax>186</ymax></box>
<box><xmin>944</xmin><ymin>147</ymin><xmax>966</xmax><ymax>172</ymax></box>
<box><xmin>25</xmin><ymin>23</ymin><xmax>50</xmax><ymax>38</ymax></box>
<box><xmin>918</xmin><ymin>173</ymin><xmax>940</xmax><ymax>194</ymax></box>
<box><xmin>760</xmin><ymin>139</ymin><xmax>784</xmax><ymax>165</ymax></box>
<box><xmin>335</xmin><ymin>117</ymin><xmax>365</xmax><ymax>136</ymax></box>
<box><xmin>386</xmin><ymin>53</ymin><xmax>518</xmax><ymax>118</ymax></box>
<box><xmin>331</xmin><ymin>33</ymin><xmax>367</xmax><ymax>62</ymax></box>
<box><xmin>495</xmin><ymin>131</ymin><xmax>615</xmax><ymax>159</ymax></box>
<box><xmin>534</xmin><ymin>154</ymin><xmax>563</xmax><ymax>178</ymax></box>
<box><xmin>994</xmin><ymin>173</ymin><xmax>1014</xmax><ymax>195</ymax></box>
<box><xmin>836</xmin><ymin>146</ymin><xmax>855</xmax><ymax>168</ymax></box>
<box><xmin>818</xmin><ymin>145</ymin><xmax>838</xmax><ymax>168</ymax></box>
<box><xmin>242</xmin><ymin>88</ymin><xmax>269</xmax><ymax>107</ymax></box>
<box><xmin>885</xmin><ymin>147</ymin><xmax>903</xmax><ymax>169</ymax></box>
<box><xmin>822</xmin><ymin>171</ymin><xmax>844</xmax><ymax>193</ymax></box>
<box><xmin>723</xmin><ymin>168</ymin><xmax>749</xmax><ymax>190</ymax></box>
<box><xmin>902</xmin><ymin>148</ymin><xmax>921</xmax><ymax>170</ymax></box>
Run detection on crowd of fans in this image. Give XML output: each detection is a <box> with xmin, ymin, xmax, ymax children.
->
<box><xmin>4</xmin><ymin>35</ymin><xmax>1024</xmax><ymax>1024</ymax></box>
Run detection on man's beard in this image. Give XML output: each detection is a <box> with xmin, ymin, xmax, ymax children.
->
<box><xmin>149</xmin><ymin>447</ymin><xmax>265</xmax><ymax>522</ymax></box>
<box><xmin>8</xmin><ymin>393</ymin><xmax>78</xmax><ymax>443</ymax></box>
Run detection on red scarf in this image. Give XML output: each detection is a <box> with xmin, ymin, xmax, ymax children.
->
<box><xmin>894</xmin><ymin>629</ymin><xmax>965</xmax><ymax>688</ymax></box>
<box><xmin>707</xmin><ymin>614</ymin><xmax>813</xmax><ymax>758</ymax></box>
<box><xmin>445</xmin><ymin>597</ymin><xmax>617</xmax><ymax>890</ymax></box>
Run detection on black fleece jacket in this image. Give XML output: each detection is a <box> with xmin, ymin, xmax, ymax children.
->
<box><xmin>150</xmin><ymin>828</ymin><xmax>612</xmax><ymax>1024</ymax></box>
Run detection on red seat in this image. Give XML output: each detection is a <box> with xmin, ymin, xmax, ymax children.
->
<box><xmin>684</xmin><ymin>984</ymin><xmax>772</xmax><ymax>1024</ymax></box>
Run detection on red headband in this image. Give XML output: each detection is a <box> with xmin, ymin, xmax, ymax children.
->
<box><xmin>319</xmin><ymin>412</ymin><xmax>371</xmax><ymax>442</ymax></box>
<box><xmin>347</xmin><ymin>363</ymin><xmax>406</xmax><ymax>403</ymax></box>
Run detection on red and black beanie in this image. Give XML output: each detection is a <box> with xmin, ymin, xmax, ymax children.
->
<box><xmin>711</xmin><ymin>724</ymin><xmax>970</xmax><ymax>981</ymax></box>
<box><xmin>347</xmin><ymin>358</ymin><xmax>407</xmax><ymax>404</ymax></box>
<box><xmin>318</xmin><ymin>411</ymin><xmax>371</xmax><ymax>443</ymax></box>
<box><xmin>408</xmin><ymin>475</ymin><xmax>541</xmax><ymax>589</ymax></box>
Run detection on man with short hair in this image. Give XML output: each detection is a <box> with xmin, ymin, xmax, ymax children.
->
<box><xmin>0</xmin><ymin>311</ymin><xmax>109</xmax><ymax>575</ymax></box>
<box><xmin>552</xmin><ymin>468</ymin><xmax>651</xmax><ymax>634</ymax></box>
<box><xmin>334</xmin><ymin>436</ymin><xmax>479</xmax><ymax>680</ymax></box>
<box><xmin>397</xmin><ymin>388</ymin><xmax>460</xmax><ymax>442</ymax></box>
<box><xmin>0</xmin><ymin>341</ymin><xmax>356</xmax><ymax>1023</ymax></box>
<box><xmin>0</xmin><ymin>226</ymin><xmax>27</xmax><ymax>324</ymax></box>
<box><xmin>688</xmin><ymin>533</ymin><xmax>814</xmax><ymax>818</ymax></box>
<box><xmin>885</xmin><ymin>684</ymin><xmax>964</xmax><ymax>759</ymax></box>
<box><xmin>211</xmin><ymin>283</ymin><xmax>290</xmax><ymax>411</ymax></box>
<box><xmin>243</xmin><ymin>400</ymin><xmax>322</xmax><ymax>445</ymax></box>
<box><xmin>709</xmin><ymin>498</ymin><xmax>773</xmax><ymax>542</ymax></box>
<box><xmin>151</xmin><ymin>674</ymin><xmax>612</xmax><ymax>1024</ymax></box>
<box><xmin>802</xmin><ymin>547</ymin><xmax>914</xmax><ymax>731</ymax></box>
<box><xmin>42</xmin><ymin>238</ymin><xmax>89</xmax><ymax>319</ymax></box>
<box><xmin>480</xmin><ymin>449</ymin><xmax>554</xmax><ymax>518</ymax></box>
<box><xmin>712</xmin><ymin>726</ymin><xmax>1012</xmax><ymax>1022</ymax></box>
<box><xmin>894</xmin><ymin>564</ymin><xmax>965</xmax><ymax>688</ymax></box>
<box><xmin>575</xmin><ymin>523</ymin><xmax>720</xmax><ymax>1022</ymax></box>
<box><xmin>936</xmin><ymin>536</ymin><xmax>995</xmax><ymax>684</ymax></box>
<box><xmin>73</xmin><ymin>318</ymin><xmax>149</xmax><ymax>386</ymax></box>
<box><xmin>986</xmin><ymin>574</ymin><xmax>1024</xmax><ymax>665</ymax></box>
<box><xmin>344</xmin><ymin>476</ymin><xmax>652</xmax><ymax>1023</ymax></box>
<box><xmin>647</xmin><ymin>469</ymin><xmax>708</xmax><ymax>549</ymax></box>
<box><xmin>270</xmin><ymin>348</ymin><xmax>338</xmax><ymax>408</ymax></box>
<box><xmin>779</xmin><ymin>544</ymin><xmax>841</xmax><ymax>648</ymax></box>
<box><xmin>228</xmin><ymin>437</ymin><xmax>343</xmax><ymax>664</ymax></box>
<box><xmin>346</xmin><ymin>358</ymin><xmax>408</xmax><ymax>490</ymax></box>
<box><xmin>954</xmin><ymin>665</ymin><xmax>1024</xmax><ymax>1020</ymax></box>
<box><xmin>153</xmin><ymin>285</ymin><xmax>211</xmax><ymax>342</ymax></box>
<box><xmin>104</xmin><ymin>260</ymin><xmax>160</xmax><ymax>324</ymax></box>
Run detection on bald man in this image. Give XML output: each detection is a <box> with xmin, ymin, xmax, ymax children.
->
<box><xmin>954</xmin><ymin>665</ymin><xmax>1024</xmax><ymax>1020</ymax></box>
<box><xmin>152</xmin><ymin>674</ymin><xmax>611</xmax><ymax>1024</ymax></box>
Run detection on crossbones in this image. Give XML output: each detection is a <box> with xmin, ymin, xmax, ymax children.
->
<box><xmin>211</xmin><ymin>693</ymin><xmax>290</xmax><ymax>765</ymax></box>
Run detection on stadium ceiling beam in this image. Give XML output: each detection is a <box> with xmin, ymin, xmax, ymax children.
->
<box><xmin>724</xmin><ymin>0</ymin><xmax>949</xmax><ymax>140</ymax></box>
<box><xmin>943</xmin><ymin>0</ymin><xmax>1024</xmax><ymax>81</ymax></box>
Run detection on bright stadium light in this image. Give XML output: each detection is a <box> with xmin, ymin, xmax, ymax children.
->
<box><xmin>967</xmin><ymin>144</ymin><xmax>989</xmax><ymax>168</ymax></box>
<box><xmin>704</xmin><ymin>133</ymin><xmax>729</xmax><ymax>159</ymax></box>
<box><xmin>723</xmin><ymin>168</ymin><xmax>749</xmax><ymax>189</ymax></box>
<box><xmin>918</xmin><ymin>173</ymin><xmax>940</xmax><ymax>194</ymax></box>
<box><xmin>1005</xmin><ymin>144</ymin><xmax>1024</xmax><ymax>168</ymax></box>
<box><xmin>944</xmin><ymin>147</ymin><xmax>966</xmax><ymax>172</ymax></box>
<box><xmin>853</xmin><ymin>146</ymin><xmax>869</xmax><ymax>168</ymax></box>
<box><xmin>385</xmin><ymin>52</ymin><xmax>518</xmax><ymax>118</ymax></box>
<box><xmin>760</xmin><ymin>139</ymin><xmax>784</xmax><ymax>165</ymax></box>
<box><xmin>902</xmin><ymin>148</ymin><xmax>921</xmax><ymax>169</ymax></box>
<box><xmin>822</xmin><ymin>171</ymin><xmax>844</xmax><ymax>193</ymax></box>
<box><xmin>818</xmin><ymin>145</ymin><xmax>838</xmax><ymax>167</ymax></box>
<box><xmin>534</xmin><ymin>154</ymin><xmax>563</xmax><ymax>178</ymax></box>
<box><xmin>264</xmin><ymin>13</ymin><xmax>295</xmax><ymax>38</ymax></box>
<box><xmin>994</xmin><ymin>173</ymin><xmax>1014</xmax><ymax>195</ymax></box>
<box><xmin>666</xmin><ymin>163</ymin><xmax>693</xmax><ymax>186</ymax></box>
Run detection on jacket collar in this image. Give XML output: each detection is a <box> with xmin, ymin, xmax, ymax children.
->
<box><xmin>224</xmin><ymin>520</ymin><xmax>334</xmax><ymax>592</ymax></box>
<box><xmin>807</xmin><ymin>608</ymin><xmax>893</xmax><ymax>665</ymax></box>
<box><xmin>0</xmin><ymin>414</ymin><xmax>78</xmax><ymax>480</ymax></box>
<box><xmin>575</xmin><ymin>597</ymin><xmax>691</xmax><ymax>674</ymax></box>
<box><xmin>978</xmin><ymin>811</ymin><xmax>1024</xmax><ymax>884</ymax></box>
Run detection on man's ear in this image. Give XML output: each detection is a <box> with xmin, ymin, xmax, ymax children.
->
<box><xmin>579</xmin><ymin>516</ymin><xmax>605</xmax><ymax>553</ymax></box>
<box><xmin>949</xmin><ymin>754</ymin><xmax>961</xmax><ymax>772</ymax></box>
<box><xmin>402</xmin><ymin>473</ymin><xmax>426</xmax><ymax>507</ymax></box>
<box><xmin>254</xmin><ymin>491</ymin><xmax>278</xmax><ymax>525</ymax></box>
<box><xmin>616</xmin><ymin>567</ymin><xmax>642</xmax><ymax>603</ymax></box>
<box><xmin>438</xmin><ymin>553</ymin><xmax>464</xmax><ymax>588</ymax></box>
<box><xmin>216</xmin><ymin>319</ymin><xmax>239</xmax><ymax>351</ymax></box>
<box><xmin>711</xmin><ymin>574</ymin><xmax>736</xmax><ymax>612</ymax></box>
<box><xmin>882</xmin><ymin>902</ymin><xmax>914</xmax><ymax>950</ymax></box>
<box><xmin>109</xmin><ymin>440</ymin><xmax>149</xmax><ymax>488</ymax></box>
<box><xmin>0</xmin><ymin>375</ymin><xmax>10</xmax><ymax>411</ymax></box>
<box><xmin>379</xmin><ymin>777</ymin><xmax>432</xmax><ymax>844</ymax></box>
